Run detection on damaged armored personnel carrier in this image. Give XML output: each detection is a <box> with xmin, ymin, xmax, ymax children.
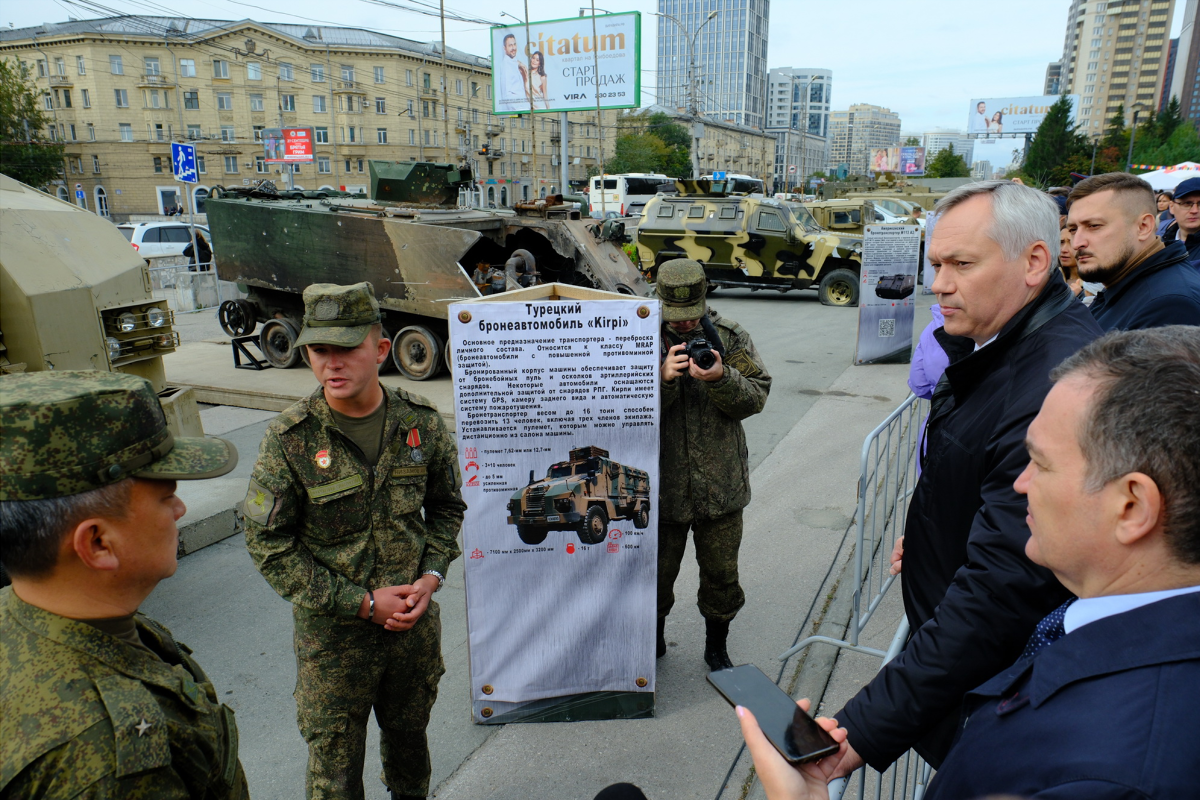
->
<box><xmin>206</xmin><ymin>161</ymin><xmax>650</xmax><ymax>380</ymax></box>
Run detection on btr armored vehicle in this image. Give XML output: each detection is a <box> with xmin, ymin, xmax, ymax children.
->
<box><xmin>507</xmin><ymin>446</ymin><xmax>651</xmax><ymax>546</ymax></box>
<box><xmin>635</xmin><ymin>180</ymin><xmax>864</xmax><ymax>306</ymax></box>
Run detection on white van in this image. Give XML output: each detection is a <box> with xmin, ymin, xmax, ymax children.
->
<box><xmin>588</xmin><ymin>173</ymin><xmax>672</xmax><ymax>218</ymax></box>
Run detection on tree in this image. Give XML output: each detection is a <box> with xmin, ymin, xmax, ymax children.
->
<box><xmin>0</xmin><ymin>58</ymin><xmax>64</xmax><ymax>187</ymax></box>
<box><xmin>904</xmin><ymin>136</ymin><xmax>921</xmax><ymax>146</ymax></box>
<box><xmin>605</xmin><ymin>110</ymin><xmax>691</xmax><ymax>177</ymax></box>
<box><xmin>1139</xmin><ymin>122</ymin><xmax>1200</xmax><ymax>167</ymax></box>
<box><xmin>1101</xmin><ymin>103</ymin><xmax>1128</xmax><ymax>151</ymax></box>
<box><xmin>604</xmin><ymin>132</ymin><xmax>671</xmax><ymax>175</ymax></box>
<box><xmin>1023</xmin><ymin>95</ymin><xmax>1089</xmax><ymax>187</ymax></box>
<box><xmin>925</xmin><ymin>143</ymin><xmax>970</xmax><ymax>178</ymax></box>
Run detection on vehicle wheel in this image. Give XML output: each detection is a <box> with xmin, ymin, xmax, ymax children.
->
<box><xmin>218</xmin><ymin>299</ymin><xmax>258</xmax><ymax>337</ymax></box>
<box><xmin>632</xmin><ymin>503</ymin><xmax>650</xmax><ymax>530</ymax></box>
<box><xmin>578</xmin><ymin>505</ymin><xmax>608</xmax><ymax>545</ymax></box>
<box><xmin>443</xmin><ymin>339</ymin><xmax>453</xmax><ymax>376</ymax></box>
<box><xmin>377</xmin><ymin>326</ymin><xmax>395</xmax><ymax>374</ymax></box>
<box><xmin>259</xmin><ymin>318</ymin><xmax>301</xmax><ymax>368</ymax></box>
<box><xmin>517</xmin><ymin>525</ymin><xmax>548</xmax><ymax>545</ymax></box>
<box><xmin>818</xmin><ymin>268</ymin><xmax>860</xmax><ymax>307</ymax></box>
<box><xmin>392</xmin><ymin>326</ymin><xmax>442</xmax><ymax>380</ymax></box>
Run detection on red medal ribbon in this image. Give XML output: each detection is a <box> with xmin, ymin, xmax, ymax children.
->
<box><xmin>406</xmin><ymin>428</ymin><xmax>422</xmax><ymax>448</ymax></box>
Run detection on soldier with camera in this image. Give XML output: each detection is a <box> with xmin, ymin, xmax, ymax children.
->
<box><xmin>656</xmin><ymin>258</ymin><xmax>771</xmax><ymax>671</ymax></box>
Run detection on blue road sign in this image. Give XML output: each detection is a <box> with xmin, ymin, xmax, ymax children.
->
<box><xmin>713</xmin><ymin>170</ymin><xmax>727</xmax><ymax>180</ymax></box>
<box><xmin>75</xmin><ymin>189</ymin><xmax>85</xmax><ymax>200</ymax></box>
<box><xmin>172</xmin><ymin>143</ymin><xmax>198</xmax><ymax>184</ymax></box>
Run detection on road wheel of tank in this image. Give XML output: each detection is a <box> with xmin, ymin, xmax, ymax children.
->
<box><xmin>818</xmin><ymin>268</ymin><xmax>860</xmax><ymax>307</ymax></box>
<box><xmin>218</xmin><ymin>299</ymin><xmax>257</xmax><ymax>337</ymax></box>
<box><xmin>517</xmin><ymin>525</ymin><xmax>548</xmax><ymax>545</ymax></box>
<box><xmin>376</xmin><ymin>326</ymin><xmax>395</xmax><ymax>374</ymax></box>
<box><xmin>632</xmin><ymin>503</ymin><xmax>650</xmax><ymax>530</ymax></box>
<box><xmin>259</xmin><ymin>318</ymin><xmax>302</xmax><ymax>368</ymax></box>
<box><xmin>578</xmin><ymin>505</ymin><xmax>609</xmax><ymax>545</ymax></box>
<box><xmin>392</xmin><ymin>326</ymin><xmax>442</xmax><ymax>380</ymax></box>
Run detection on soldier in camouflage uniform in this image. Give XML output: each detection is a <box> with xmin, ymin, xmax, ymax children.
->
<box><xmin>0</xmin><ymin>370</ymin><xmax>246</xmax><ymax>797</ymax></box>
<box><xmin>243</xmin><ymin>282</ymin><xmax>465</xmax><ymax>800</ymax></box>
<box><xmin>656</xmin><ymin>259</ymin><xmax>771</xmax><ymax>671</ymax></box>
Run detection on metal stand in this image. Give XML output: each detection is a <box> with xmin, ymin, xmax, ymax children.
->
<box><xmin>232</xmin><ymin>335</ymin><xmax>269</xmax><ymax>370</ymax></box>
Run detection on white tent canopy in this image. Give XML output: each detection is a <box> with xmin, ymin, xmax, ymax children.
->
<box><xmin>1137</xmin><ymin>162</ymin><xmax>1200</xmax><ymax>191</ymax></box>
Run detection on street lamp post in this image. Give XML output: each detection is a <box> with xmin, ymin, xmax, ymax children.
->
<box><xmin>653</xmin><ymin>9</ymin><xmax>718</xmax><ymax>178</ymax></box>
<box><xmin>1126</xmin><ymin>105</ymin><xmax>1146</xmax><ymax>172</ymax></box>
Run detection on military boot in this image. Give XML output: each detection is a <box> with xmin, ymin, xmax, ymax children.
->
<box><xmin>656</xmin><ymin>616</ymin><xmax>667</xmax><ymax>658</ymax></box>
<box><xmin>704</xmin><ymin>618</ymin><xmax>734</xmax><ymax>671</ymax></box>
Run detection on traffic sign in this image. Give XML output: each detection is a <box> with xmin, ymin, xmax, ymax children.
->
<box><xmin>787</xmin><ymin>165</ymin><xmax>797</xmax><ymax>174</ymax></box>
<box><xmin>713</xmin><ymin>171</ymin><xmax>727</xmax><ymax>180</ymax></box>
<box><xmin>75</xmin><ymin>189</ymin><xmax>84</xmax><ymax>200</ymax></box>
<box><xmin>171</xmin><ymin>142</ymin><xmax>198</xmax><ymax>184</ymax></box>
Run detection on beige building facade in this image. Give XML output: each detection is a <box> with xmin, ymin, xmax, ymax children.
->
<box><xmin>826</xmin><ymin>103</ymin><xmax>902</xmax><ymax>176</ymax></box>
<box><xmin>2</xmin><ymin>16</ymin><xmax>613</xmax><ymax>218</ymax></box>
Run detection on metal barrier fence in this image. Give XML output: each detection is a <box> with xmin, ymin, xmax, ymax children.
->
<box><xmin>148</xmin><ymin>259</ymin><xmax>223</xmax><ymax>312</ymax></box>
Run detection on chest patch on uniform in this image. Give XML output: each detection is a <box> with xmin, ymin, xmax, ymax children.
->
<box><xmin>391</xmin><ymin>465</ymin><xmax>428</xmax><ymax>478</ymax></box>
<box><xmin>242</xmin><ymin>478</ymin><xmax>277</xmax><ymax>525</ymax></box>
<box><xmin>725</xmin><ymin>348</ymin><xmax>760</xmax><ymax>378</ymax></box>
<box><xmin>315</xmin><ymin>449</ymin><xmax>331</xmax><ymax>469</ymax></box>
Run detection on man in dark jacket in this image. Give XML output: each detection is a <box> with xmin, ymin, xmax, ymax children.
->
<box><xmin>1067</xmin><ymin>172</ymin><xmax>1200</xmax><ymax>330</ymax></box>
<box><xmin>1160</xmin><ymin>176</ymin><xmax>1200</xmax><ymax>271</ymax></box>
<box><xmin>833</xmin><ymin>180</ymin><xmax>1102</xmax><ymax>773</ymax></box>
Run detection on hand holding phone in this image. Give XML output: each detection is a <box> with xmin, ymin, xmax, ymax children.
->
<box><xmin>708</xmin><ymin>664</ymin><xmax>839</xmax><ymax>764</ymax></box>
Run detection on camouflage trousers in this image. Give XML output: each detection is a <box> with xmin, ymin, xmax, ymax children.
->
<box><xmin>293</xmin><ymin>601</ymin><xmax>445</xmax><ymax>800</ymax></box>
<box><xmin>657</xmin><ymin>509</ymin><xmax>746</xmax><ymax>623</ymax></box>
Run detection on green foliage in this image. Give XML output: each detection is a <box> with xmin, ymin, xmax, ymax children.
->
<box><xmin>925</xmin><ymin>143</ymin><xmax>970</xmax><ymax>178</ymax></box>
<box><xmin>604</xmin><ymin>132</ymin><xmax>671</xmax><ymax>175</ymax></box>
<box><xmin>1139</xmin><ymin>123</ymin><xmax>1200</xmax><ymax>167</ymax></box>
<box><xmin>1102</xmin><ymin>103</ymin><xmax>1128</xmax><ymax>151</ymax></box>
<box><xmin>0</xmin><ymin>58</ymin><xmax>63</xmax><ymax>188</ymax></box>
<box><xmin>904</xmin><ymin>136</ymin><xmax>921</xmax><ymax>146</ymax></box>
<box><xmin>604</xmin><ymin>110</ymin><xmax>691</xmax><ymax>177</ymax></box>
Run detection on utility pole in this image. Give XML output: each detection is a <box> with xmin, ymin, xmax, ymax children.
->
<box><xmin>440</xmin><ymin>1</ymin><xmax>450</xmax><ymax>164</ymax></box>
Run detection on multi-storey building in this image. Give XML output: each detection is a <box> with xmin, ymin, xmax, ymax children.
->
<box><xmin>655</xmin><ymin>0</ymin><xmax>769</xmax><ymax>129</ymax></box>
<box><xmin>1045</xmin><ymin>61</ymin><xmax>1064</xmax><ymax>95</ymax></box>
<box><xmin>1168</xmin><ymin>0</ymin><xmax>1199</xmax><ymax>127</ymax></box>
<box><xmin>826</xmin><ymin>103</ymin><xmax>901</xmax><ymax>175</ymax></box>
<box><xmin>1</xmin><ymin>16</ymin><xmax>612</xmax><ymax>219</ymax></box>
<box><xmin>971</xmin><ymin>160</ymin><xmax>993</xmax><ymax>180</ymax></box>
<box><xmin>764</xmin><ymin>67</ymin><xmax>830</xmax><ymax>190</ymax></box>
<box><xmin>923</xmin><ymin>130</ymin><xmax>975</xmax><ymax>167</ymax></box>
<box><xmin>1056</xmin><ymin>0</ymin><xmax>1177</xmax><ymax>138</ymax></box>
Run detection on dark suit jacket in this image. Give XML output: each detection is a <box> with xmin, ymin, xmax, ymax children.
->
<box><xmin>1089</xmin><ymin>240</ymin><xmax>1200</xmax><ymax>331</ymax></box>
<box><xmin>926</xmin><ymin>591</ymin><xmax>1200</xmax><ymax>800</ymax></box>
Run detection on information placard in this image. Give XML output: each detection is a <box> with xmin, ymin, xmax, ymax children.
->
<box><xmin>854</xmin><ymin>225</ymin><xmax>922</xmax><ymax>365</ymax></box>
<box><xmin>450</xmin><ymin>289</ymin><xmax>660</xmax><ymax>722</ymax></box>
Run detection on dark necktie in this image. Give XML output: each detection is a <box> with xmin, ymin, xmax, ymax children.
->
<box><xmin>1021</xmin><ymin>598</ymin><xmax>1077</xmax><ymax>660</ymax></box>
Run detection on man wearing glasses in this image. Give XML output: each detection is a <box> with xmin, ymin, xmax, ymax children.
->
<box><xmin>1066</xmin><ymin>173</ymin><xmax>1200</xmax><ymax>331</ymax></box>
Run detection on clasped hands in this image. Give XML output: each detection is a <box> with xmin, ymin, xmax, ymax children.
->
<box><xmin>358</xmin><ymin>574</ymin><xmax>439</xmax><ymax>631</ymax></box>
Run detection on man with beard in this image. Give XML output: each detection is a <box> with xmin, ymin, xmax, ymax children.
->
<box><xmin>1066</xmin><ymin>172</ymin><xmax>1200</xmax><ymax>330</ymax></box>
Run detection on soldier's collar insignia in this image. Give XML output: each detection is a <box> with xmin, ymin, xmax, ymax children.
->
<box><xmin>316</xmin><ymin>449</ymin><xmax>331</xmax><ymax>469</ymax></box>
<box><xmin>135</xmin><ymin>718</ymin><xmax>152</xmax><ymax>737</ymax></box>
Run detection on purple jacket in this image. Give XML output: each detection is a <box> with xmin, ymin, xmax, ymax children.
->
<box><xmin>908</xmin><ymin>305</ymin><xmax>948</xmax><ymax>399</ymax></box>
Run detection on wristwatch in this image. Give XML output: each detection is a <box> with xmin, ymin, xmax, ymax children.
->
<box><xmin>422</xmin><ymin>570</ymin><xmax>445</xmax><ymax>591</ymax></box>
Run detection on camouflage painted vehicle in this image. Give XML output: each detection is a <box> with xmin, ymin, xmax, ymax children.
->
<box><xmin>635</xmin><ymin>180</ymin><xmax>865</xmax><ymax>307</ymax></box>
<box><xmin>207</xmin><ymin>161</ymin><xmax>650</xmax><ymax>380</ymax></box>
<box><xmin>506</xmin><ymin>446</ymin><xmax>651</xmax><ymax>546</ymax></box>
<box><xmin>802</xmin><ymin>198</ymin><xmax>886</xmax><ymax>238</ymax></box>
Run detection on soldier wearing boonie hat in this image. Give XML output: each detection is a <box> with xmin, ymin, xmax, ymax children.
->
<box><xmin>655</xmin><ymin>258</ymin><xmax>772</xmax><ymax>672</ymax></box>
<box><xmin>243</xmin><ymin>281</ymin><xmax>465</xmax><ymax>799</ymax></box>
<box><xmin>0</xmin><ymin>370</ymin><xmax>247</xmax><ymax>797</ymax></box>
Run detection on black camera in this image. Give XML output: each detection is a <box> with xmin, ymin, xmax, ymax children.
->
<box><xmin>685</xmin><ymin>338</ymin><xmax>718</xmax><ymax>370</ymax></box>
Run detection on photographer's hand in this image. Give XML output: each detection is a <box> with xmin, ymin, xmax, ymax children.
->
<box><xmin>690</xmin><ymin>349</ymin><xmax>724</xmax><ymax>382</ymax></box>
<box><xmin>662</xmin><ymin>343</ymin><xmax>690</xmax><ymax>382</ymax></box>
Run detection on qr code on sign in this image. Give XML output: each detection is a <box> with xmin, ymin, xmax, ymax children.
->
<box><xmin>878</xmin><ymin>318</ymin><xmax>896</xmax><ymax>338</ymax></box>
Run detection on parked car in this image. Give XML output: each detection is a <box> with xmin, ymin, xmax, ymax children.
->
<box><xmin>117</xmin><ymin>222</ymin><xmax>212</xmax><ymax>260</ymax></box>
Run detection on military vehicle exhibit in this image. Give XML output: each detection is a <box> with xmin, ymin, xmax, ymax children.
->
<box><xmin>507</xmin><ymin>446</ymin><xmax>651</xmax><ymax>546</ymax></box>
<box><xmin>875</xmin><ymin>273</ymin><xmax>916</xmax><ymax>300</ymax></box>
<box><xmin>0</xmin><ymin>174</ymin><xmax>201</xmax><ymax>436</ymax></box>
<box><xmin>206</xmin><ymin>161</ymin><xmax>651</xmax><ymax>380</ymax></box>
<box><xmin>634</xmin><ymin>180</ymin><xmax>864</xmax><ymax>307</ymax></box>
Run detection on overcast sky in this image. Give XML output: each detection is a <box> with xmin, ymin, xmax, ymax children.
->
<box><xmin>5</xmin><ymin>0</ymin><xmax>1187</xmax><ymax>134</ymax></box>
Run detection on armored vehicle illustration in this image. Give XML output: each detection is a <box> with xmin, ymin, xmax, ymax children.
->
<box><xmin>507</xmin><ymin>446</ymin><xmax>651</xmax><ymax>546</ymax></box>
<box><xmin>635</xmin><ymin>180</ymin><xmax>864</xmax><ymax>306</ymax></box>
<box><xmin>875</xmin><ymin>273</ymin><xmax>916</xmax><ymax>300</ymax></box>
<box><xmin>206</xmin><ymin>161</ymin><xmax>650</xmax><ymax>380</ymax></box>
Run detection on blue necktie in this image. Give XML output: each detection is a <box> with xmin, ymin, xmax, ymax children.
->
<box><xmin>1021</xmin><ymin>598</ymin><xmax>1077</xmax><ymax>660</ymax></box>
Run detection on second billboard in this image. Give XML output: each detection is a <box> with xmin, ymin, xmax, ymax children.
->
<box><xmin>967</xmin><ymin>95</ymin><xmax>1079</xmax><ymax>135</ymax></box>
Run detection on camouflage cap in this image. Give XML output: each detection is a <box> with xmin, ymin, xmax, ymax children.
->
<box><xmin>656</xmin><ymin>258</ymin><xmax>708</xmax><ymax>322</ymax></box>
<box><xmin>0</xmin><ymin>371</ymin><xmax>238</xmax><ymax>502</ymax></box>
<box><xmin>294</xmin><ymin>281</ymin><xmax>382</xmax><ymax>348</ymax></box>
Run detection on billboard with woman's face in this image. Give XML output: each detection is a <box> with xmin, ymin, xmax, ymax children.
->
<box><xmin>967</xmin><ymin>96</ymin><xmax>1079</xmax><ymax>135</ymax></box>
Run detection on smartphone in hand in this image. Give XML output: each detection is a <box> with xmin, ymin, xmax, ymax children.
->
<box><xmin>708</xmin><ymin>664</ymin><xmax>839</xmax><ymax>764</ymax></box>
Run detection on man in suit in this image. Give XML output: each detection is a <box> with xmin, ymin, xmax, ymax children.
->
<box><xmin>737</xmin><ymin>326</ymin><xmax>1200</xmax><ymax>800</ymax></box>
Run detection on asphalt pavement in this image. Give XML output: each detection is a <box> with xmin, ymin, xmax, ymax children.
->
<box><xmin>145</xmin><ymin>288</ymin><xmax>936</xmax><ymax>799</ymax></box>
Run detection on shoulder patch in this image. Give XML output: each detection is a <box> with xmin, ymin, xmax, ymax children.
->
<box><xmin>394</xmin><ymin>386</ymin><xmax>438</xmax><ymax>411</ymax></box>
<box><xmin>242</xmin><ymin>478</ymin><xmax>277</xmax><ymax>525</ymax></box>
<box><xmin>93</xmin><ymin>674</ymin><xmax>171</xmax><ymax>777</ymax></box>
<box><xmin>726</xmin><ymin>348</ymin><xmax>761</xmax><ymax>379</ymax></box>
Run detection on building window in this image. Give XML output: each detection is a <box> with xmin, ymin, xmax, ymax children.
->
<box><xmin>119</xmin><ymin>122</ymin><xmax>133</xmax><ymax>141</ymax></box>
<box><xmin>63</xmin><ymin>89</ymin><xmax>73</xmax><ymax>108</ymax></box>
<box><xmin>377</xmin><ymin>128</ymin><xmax>388</xmax><ymax>144</ymax></box>
<box><xmin>375</xmin><ymin>97</ymin><xmax>386</xmax><ymax>114</ymax></box>
<box><xmin>315</xmin><ymin>126</ymin><xmax>329</xmax><ymax>143</ymax></box>
<box><xmin>374</xmin><ymin>66</ymin><xmax>385</xmax><ymax>83</ymax></box>
<box><xmin>144</xmin><ymin>57</ymin><xmax>160</xmax><ymax>76</ymax></box>
<box><xmin>180</xmin><ymin>58</ymin><xmax>196</xmax><ymax>77</ymax></box>
<box><xmin>88</xmin><ymin>123</ymin><xmax>96</xmax><ymax>141</ymax></box>
<box><xmin>224</xmin><ymin>156</ymin><xmax>239</xmax><ymax>173</ymax></box>
<box><xmin>217</xmin><ymin>93</ymin><xmax>234</xmax><ymax>111</ymax></box>
<box><xmin>148</xmin><ymin>90</ymin><xmax>162</xmax><ymax>109</ymax></box>
<box><xmin>318</xmin><ymin>156</ymin><xmax>331</xmax><ymax>173</ymax></box>
<box><xmin>247</xmin><ymin>62</ymin><xmax>262</xmax><ymax>80</ymax></box>
<box><xmin>76</xmin><ymin>55</ymin><xmax>86</xmax><ymax>75</ymax></box>
<box><xmin>221</xmin><ymin>126</ymin><xmax>236</xmax><ymax>142</ymax></box>
<box><xmin>280</xmin><ymin>62</ymin><xmax>294</xmax><ymax>81</ymax></box>
<box><xmin>341</xmin><ymin>65</ymin><xmax>355</xmax><ymax>83</ymax></box>
<box><xmin>213</xmin><ymin>60</ymin><xmax>229</xmax><ymax>79</ymax></box>
<box><xmin>409</xmin><ymin>129</ymin><xmax>416</xmax><ymax>145</ymax></box>
<box><xmin>81</xmin><ymin>88</ymin><xmax>91</xmax><ymax>108</ymax></box>
<box><xmin>110</xmin><ymin>55</ymin><xmax>123</xmax><ymax>75</ymax></box>
<box><xmin>250</xmin><ymin>94</ymin><xmax>264</xmax><ymax>112</ymax></box>
<box><xmin>406</xmin><ymin>69</ymin><xmax>413</xmax><ymax>86</ymax></box>
<box><xmin>153</xmin><ymin>123</ymin><xmax>169</xmax><ymax>141</ymax></box>
<box><xmin>313</xmin><ymin>95</ymin><xmax>327</xmax><ymax>113</ymax></box>
<box><xmin>184</xmin><ymin>91</ymin><xmax>200</xmax><ymax>109</ymax></box>
<box><xmin>187</xmin><ymin>124</ymin><xmax>202</xmax><ymax>139</ymax></box>
<box><xmin>311</xmin><ymin>64</ymin><xmax>325</xmax><ymax>82</ymax></box>
<box><xmin>456</xmin><ymin>79</ymin><xmax>463</xmax><ymax>95</ymax></box>
<box><xmin>281</xmin><ymin>94</ymin><xmax>296</xmax><ymax>112</ymax></box>
<box><xmin>197</xmin><ymin>156</ymin><xmax>206</xmax><ymax>174</ymax></box>
<box><xmin>344</xmin><ymin>159</ymin><xmax>351</xmax><ymax>172</ymax></box>
<box><xmin>253</xmin><ymin>125</ymin><xmax>265</xmax><ymax>141</ymax></box>
<box><xmin>114</xmin><ymin>89</ymin><xmax>129</xmax><ymax>108</ymax></box>
<box><xmin>256</xmin><ymin>156</ymin><xmax>268</xmax><ymax>173</ymax></box>
<box><xmin>153</xmin><ymin>156</ymin><xmax>163</xmax><ymax>173</ymax></box>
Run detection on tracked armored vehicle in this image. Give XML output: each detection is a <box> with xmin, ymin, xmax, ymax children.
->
<box><xmin>507</xmin><ymin>446</ymin><xmax>651</xmax><ymax>546</ymax></box>
<box><xmin>206</xmin><ymin>161</ymin><xmax>650</xmax><ymax>380</ymax></box>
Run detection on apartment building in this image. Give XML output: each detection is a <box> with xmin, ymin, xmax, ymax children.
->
<box><xmin>826</xmin><ymin>103</ymin><xmax>902</xmax><ymax>175</ymax></box>
<box><xmin>1057</xmin><ymin>0</ymin><xmax>1176</xmax><ymax>137</ymax></box>
<box><xmin>922</xmin><ymin>130</ymin><xmax>974</xmax><ymax>166</ymax></box>
<box><xmin>2</xmin><ymin>16</ymin><xmax>611</xmax><ymax>218</ymax></box>
<box><xmin>765</xmin><ymin>68</ymin><xmax>832</xmax><ymax>190</ymax></box>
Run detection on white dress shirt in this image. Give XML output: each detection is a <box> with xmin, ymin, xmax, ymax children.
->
<box><xmin>1064</xmin><ymin>584</ymin><xmax>1200</xmax><ymax>634</ymax></box>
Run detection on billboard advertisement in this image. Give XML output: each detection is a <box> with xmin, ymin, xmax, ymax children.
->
<box><xmin>870</xmin><ymin>147</ymin><xmax>899</xmax><ymax>174</ymax></box>
<box><xmin>899</xmin><ymin>146</ymin><xmax>926</xmax><ymax>176</ymax></box>
<box><xmin>491</xmin><ymin>12</ymin><xmax>640</xmax><ymax>115</ymax></box>
<box><xmin>967</xmin><ymin>96</ymin><xmax>1078</xmax><ymax>135</ymax></box>
<box><xmin>263</xmin><ymin>127</ymin><xmax>315</xmax><ymax>162</ymax></box>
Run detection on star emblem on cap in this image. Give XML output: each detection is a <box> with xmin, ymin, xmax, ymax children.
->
<box><xmin>135</xmin><ymin>718</ymin><xmax>152</xmax><ymax>737</ymax></box>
